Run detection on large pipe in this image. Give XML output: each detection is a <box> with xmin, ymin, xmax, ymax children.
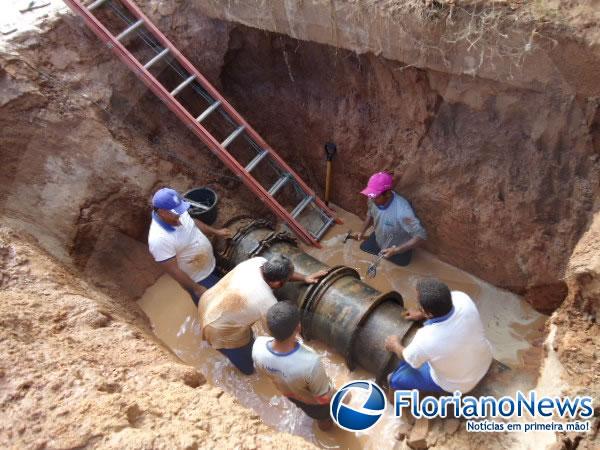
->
<box><xmin>217</xmin><ymin>217</ymin><xmax>415</xmax><ymax>381</ymax></box>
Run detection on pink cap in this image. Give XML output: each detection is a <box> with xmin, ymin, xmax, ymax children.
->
<box><xmin>360</xmin><ymin>172</ymin><xmax>393</xmax><ymax>198</ymax></box>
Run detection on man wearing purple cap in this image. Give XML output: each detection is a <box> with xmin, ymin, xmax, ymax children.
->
<box><xmin>148</xmin><ymin>187</ymin><xmax>231</xmax><ymax>305</ymax></box>
<box><xmin>353</xmin><ymin>172</ymin><xmax>426</xmax><ymax>266</ymax></box>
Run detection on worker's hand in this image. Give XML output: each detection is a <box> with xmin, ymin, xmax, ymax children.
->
<box><xmin>215</xmin><ymin>228</ymin><xmax>233</xmax><ymax>239</ymax></box>
<box><xmin>193</xmin><ymin>284</ymin><xmax>207</xmax><ymax>300</ymax></box>
<box><xmin>381</xmin><ymin>246</ymin><xmax>399</xmax><ymax>258</ymax></box>
<box><xmin>384</xmin><ymin>335</ymin><xmax>403</xmax><ymax>353</ymax></box>
<box><xmin>304</xmin><ymin>270</ymin><xmax>328</xmax><ymax>284</ymax></box>
<box><xmin>352</xmin><ymin>232</ymin><xmax>366</xmax><ymax>241</ymax></box>
<box><xmin>403</xmin><ymin>309</ymin><xmax>426</xmax><ymax>321</ymax></box>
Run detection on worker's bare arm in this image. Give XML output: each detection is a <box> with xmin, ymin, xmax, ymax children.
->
<box><xmin>193</xmin><ymin>218</ymin><xmax>232</xmax><ymax>239</ymax></box>
<box><xmin>160</xmin><ymin>258</ymin><xmax>205</xmax><ymax>298</ymax></box>
<box><xmin>384</xmin><ymin>335</ymin><xmax>405</xmax><ymax>359</ymax></box>
<box><xmin>290</xmin><ymin>270</ymin><xmax>328</xmax><ymax>284</ymax></box>
<box><xmin>381</xmin><ymin>235</ymin><xmax>423</xmax><ymax>258</ymax></box>
<box><xmin>353</xmin><ymin>215</ymin><xmax>373</xmax><ymax>240</ymax></box>
<box><xmin>403</xmin><ymin>309</ymin><xmax>427</xmax><ymax>321</ymax></box>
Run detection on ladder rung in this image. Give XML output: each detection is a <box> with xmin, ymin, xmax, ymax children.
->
<box><xmin>87</xmin><ymin>0</ymin><xmax>108</xmax><ymax>11</ymax></box>
<box><xmin>313</xmin><ymin>216</ymin><xmax>335</xmax><ymax>241</ymax></box>
<box><xmin>221</xmin><ymin>125</ymin><xmax>245</xmax><ymax>148</ymax></box>
<box><xmin>170</xmin><ymin>75</ymin><xmax>196</xmax><ymax>96</ymax></box>
<box><xmin>196</xmin><ymin>100</ymin><xmax>221</xmax><ymax>123</ymax></box>
<box><xmin>143</xmin><ymin>48</ymin><xmax>170</xmax><ymax>69</ymax></box>
<box><xmin>268</xmin><ymin>173</ymin><xmax>292</xmax><ymax>196</ymax></box>
<box><xmin>116</xmin><ymin>19</ymin><xmax>144</xmax><ymax>41</ymax></box>
<box><xmin>245</xmin><ymin>150</ymin><xmax>269</xmax><ymax>173</ymax></box>
<box><xmin>291</xmin><ymin>195</ymin><xmax>314</xmax><ymax>219</ymax></box>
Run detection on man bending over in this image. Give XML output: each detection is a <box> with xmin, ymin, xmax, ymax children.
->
<box><xmin>199</xmin><ymin>255</ymin><xmax>325</xmax><ymax>375</ymax></box>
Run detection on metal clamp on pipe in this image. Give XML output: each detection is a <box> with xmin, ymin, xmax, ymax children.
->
<box><xmin>249</xmin><ymin>231</ymin><xmax>297</xmax><ymax>258</ymax></box>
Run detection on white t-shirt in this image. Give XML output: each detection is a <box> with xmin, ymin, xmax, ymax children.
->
<box><xmin>147</xmin><ymin>211</ymin><xmax>215</xmax><ymax>282</ymax></box>
<box><xmin>199</xmin><ymin>257</ymin><xmax>277</xmax><ymax>349</ymax></box>
<box><xmin>402</xmin><ymin>291</ymin><xmax>493</xmax><ymax>393</ymax></box>
<box><xmin>252</xmin><ymin>336</ymin><xmax>333</xmax><ymax>404</ymax></box>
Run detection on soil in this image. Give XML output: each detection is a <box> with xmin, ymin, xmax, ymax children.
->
<box><xmin>1</xmin><ymin>0</ymin><xmax>599</xmax><ymax>449</ymax></box>
<box><xmin>0</xmin><ymin>226</ymin><xmax>314</xmax><ymax>449</ymax></box>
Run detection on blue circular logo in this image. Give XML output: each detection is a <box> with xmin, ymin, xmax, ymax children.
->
<box><xmin>330</xmin><ymin>380</ymin><xmax>387</xmax><ymax>431</ymax></box>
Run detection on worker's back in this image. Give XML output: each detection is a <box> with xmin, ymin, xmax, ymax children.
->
<box><xmin>199</xmin><ymin>257</ymin><xmax>276</xmax><ymax>349</ymax></box>
<box><xmin>404</xmin><ymin>291</ymin><xmax>493</xmax><ymax>393</ymax></box>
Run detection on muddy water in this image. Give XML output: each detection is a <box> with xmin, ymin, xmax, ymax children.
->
<box><xmin>138</xmin><ymin>207</ymin><xmax>547</xmax><ymax>449</ymax></box>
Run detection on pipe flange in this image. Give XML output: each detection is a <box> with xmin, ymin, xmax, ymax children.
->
<box><xmin>300</xmin><ymin>265</ymin><xmax>360</xmax><ymax>341</ymax></box>
<box><xmin>300</xmin><ymin>265</ymin><xmax>359</xmax><ymax>312</ymax></box>
<box><xmin>344</xmin><ymin>290</ymin><xmax>404</xmax><ymax>371</ymax></box>
<box><xmin>222</xmin><ymin>214</ymin><xmax>256</xmax><ymax>229</ymax></box>
<box><xmin>248</xmin><ymin>231</ymin><xmax>298</xmax><ymax>258</ymax></box>
<box><xmin>219</xmin><ymin>218</ymin><xmax>274</xmax><ymax>265</ymax></box>
<box><xmin>233</xmin><ymin>219</ymin><xmax>274</xmax><ymax>244</ymax></box>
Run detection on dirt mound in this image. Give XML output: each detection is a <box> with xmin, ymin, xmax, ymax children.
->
<box><xmin>0</xmin><ymin>226</ymin><xmax>314</xmax><ymax>449</ymax></box>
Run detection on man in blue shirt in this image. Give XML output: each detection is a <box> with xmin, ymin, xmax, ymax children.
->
<box><xmin>354</xmin><ymin>172</ymin><xmax>426</xmax><ymax>266</ymax></box>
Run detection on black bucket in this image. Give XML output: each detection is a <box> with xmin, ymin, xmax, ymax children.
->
<box><xmin>184</xmin><ymin>187</ymin><xmax>218</xmax><ymax>225</ymax></box>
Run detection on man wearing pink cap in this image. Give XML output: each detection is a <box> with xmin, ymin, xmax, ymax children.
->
<box><xmin>354</xmin><ymin>172</ymin><xmax>426</xmax><ymax>266</ymax></box>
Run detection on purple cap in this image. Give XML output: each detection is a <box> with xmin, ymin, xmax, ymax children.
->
<box><xmin>360</xmin><ymin>172</ymin><xmax>393</xmax><ymax>198</ymax></box>
<box><xmin>152</xmin><ymin>188</ymin><xmax>190</xmax><ymax>215</ymax></box>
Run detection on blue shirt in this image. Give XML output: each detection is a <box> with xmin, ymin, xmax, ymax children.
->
<box><xmin>368</xmin><ymin>191</ymin><xmax>427</xmax><ymax>248</ymax></box>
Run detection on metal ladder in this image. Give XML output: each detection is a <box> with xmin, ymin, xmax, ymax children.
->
<box><xmin>63</xmin><ymin>0</ymin><xmax>340</xmax><ymax>247</ymax></box>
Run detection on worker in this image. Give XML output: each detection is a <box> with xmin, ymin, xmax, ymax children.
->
<box><xmin>384</xmin><ymin>277</ymin><xmax>493</xmax><ymax>393</ymax></box>
<box><xmin>252</xmin><ymin>301</ymin><xmax>335</xmax><ymax>431</ymax></box>
<box><xmin>353</xmin><ymin>171</ymin><xmax>426</xmax><ymax>266</ymax></box>
<box><xmin>147</xmin><ymin>187</ymin><xmax>231</xmax><ymax>306</ymax></box>
<box><xmin>199</xmin><ymin>255</ymin><xmax>326</xmax><ymax>375</ymax></box>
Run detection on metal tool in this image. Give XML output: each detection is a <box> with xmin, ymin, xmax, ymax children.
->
<box><xmin>324</xmin><ymin>143</ymin><xmax>337</xmax><ymax>205</ymax></box>
<box><xmin>366</xmin><ymin>237</ymin><xmax>392</xmax><ymax>278</ymax></box>
<box><xmin>366</xmin><ymin>251</ymin><xmax>385</xmax><ymax>278</ymax></box>
<box><xmin>186</xmin><ymin>198</ymin><xmax>211</xmax><ymax>211</ymax></box>
<box><xmin>343</xmin><ymin>229</ymin><xmax>356</xmax><ymax>243</ymax></box>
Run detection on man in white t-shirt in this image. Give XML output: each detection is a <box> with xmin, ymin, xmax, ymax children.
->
<box><xmin>147</xmin><ymin>187</ymin><xmax>231</xmax><ymax>306</ymax></box>
<box><xmin>199</xmin><ymin>255</ymin><xmax>325</xmax><ymax>375</ymax></box>
<box><xmin>253</xmin><ymin>301</ymin><xmax>335</xmax><ymax>430</ymax></box>
<box><xmin>385</xmin><ymin>277</ymin><xmax>493</xmax><ymax>393</ymax></box>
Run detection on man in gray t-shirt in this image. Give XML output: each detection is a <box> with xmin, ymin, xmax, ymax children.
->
<box><xmin>354</xmin><ymin>172</ymin><xmax>426</xmax><ymax>266</ymax></box>
<box><xmin>252</xmin><ymin>302</ymin><xmax>335</xmax><ymax>430</ymax></box>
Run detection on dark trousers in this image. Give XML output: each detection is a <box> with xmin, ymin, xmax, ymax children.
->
<box><xmin>187</xmin><ymin>269</ymin><xmax>221</xmax><ymax>306</ymax></box>
<box><xmin>360</xmin><ymin>233</ymin><xmax>413</xmax><ymax>266</ymax></box>
<box><xmin>217</xmin><ymin>335</ymin><xmax>255</xmax><ymax>375</ymax></box>
<box><xmin>288</xmin><ymin>397</ymin><xmax>331</xmax><ymax>420</ymax></box>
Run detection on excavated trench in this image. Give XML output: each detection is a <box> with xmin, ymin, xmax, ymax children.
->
<box><xmin>1</xmin><ymin>1</ymin><xmax>599</xmax><ymax>449</ymax></box>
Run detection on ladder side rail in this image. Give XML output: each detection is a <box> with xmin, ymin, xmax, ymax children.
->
<box><xmin>64</xmin><ymin>0</ymin><xmax>324</xmax><ymax>246</ymax></box>
<box><xmin>115</xmin><ymin>0</ymin><xmax>339</xmax><ymax>223</ymax></box>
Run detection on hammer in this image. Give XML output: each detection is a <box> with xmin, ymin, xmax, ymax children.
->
<box><xmin>343</xmin><ymin>230</ymin><xmax>357</xmax><ymax>243</ymax></box>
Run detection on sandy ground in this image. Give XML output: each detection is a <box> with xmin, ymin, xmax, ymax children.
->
<box><xmin>0</xmin><ymin>225</ymin><xmax>316</xmax><ymax>449</ymax></box>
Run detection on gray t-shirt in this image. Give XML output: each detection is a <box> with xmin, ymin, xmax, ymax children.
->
<box><xmin>252</xmin><ymin>336</ymin><xmax>333</xmax><ymax>404</ymax></box>
<box><xmin>368</xmin><ymin>191</ymin><xmax>427</xmax><ymax>249</ymax></box>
